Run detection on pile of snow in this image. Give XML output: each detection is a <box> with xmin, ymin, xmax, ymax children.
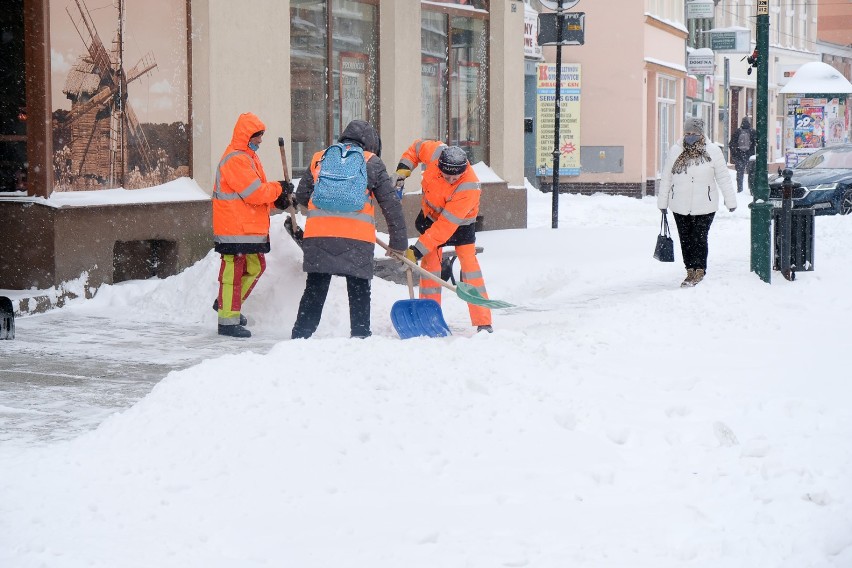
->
<box><xmin>2</xmin><ymin>182</ymin><xmax>852</xmax><ymax>567</ymax></box>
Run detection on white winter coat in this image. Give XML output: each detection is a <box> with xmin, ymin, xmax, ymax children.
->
<box><xmin>657</xmin><ymin>142</ymin><xmax>737</xmax><ymax>215</ymax></box>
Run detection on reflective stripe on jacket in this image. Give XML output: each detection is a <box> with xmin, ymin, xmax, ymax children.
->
<box><xmin>212</xmin><ymin>113</ymin><xmax>282</xmax><ymax>250</ymax></box>
<box><xmin>400</xmin><ymin>139</ymin><xmax>480</xmax><ymax>254</ymax></box>
<box><xmin>303</xmin><ymin>147</ymin><xmax>378</xmax><ymax>243</ymax></box>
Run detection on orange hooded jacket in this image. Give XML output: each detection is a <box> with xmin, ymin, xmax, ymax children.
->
<box><xmin>399</xmin><ymin>139</ymin><xmax>480</xmax><ymax>255</ymax></box>
<box><xmin>212</xmin><ymin>112</ymin><xmax>282</xmax><ymax>254</ymax></box>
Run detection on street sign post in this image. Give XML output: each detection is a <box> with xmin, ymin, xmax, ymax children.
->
<box><xmin>537</xmin><ymin>12</ymin><xmax>585</xmax><ymax>46</ymax></box>
<box><xmin>751</xmin><ymin>1</ymin><xmax>772</xmax><ymax>282</ymax></box>
<box><xmin>539</xmin><ymin>0</ymin><xmax>579</xmax><ymax>9</ymax></box>
<box><xmin>538</xmin><ymin>0</ymin><xmax>584</xmax><ymax>229</ymax></box>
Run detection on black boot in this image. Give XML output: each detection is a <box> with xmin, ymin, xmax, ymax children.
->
<box><xmin>477</xmin><ymin>325</ymin><xmax>493</xmax><ymax>333</ymax></box>
<box><xmin>213</xmin><ymin>299</ymin><xmax>247</xmax><ymax>326</ymax></box>
<box><xmin>218</xmin><ymin>324</ymin><xmax>251</xmax><ymax>338</ymax></box>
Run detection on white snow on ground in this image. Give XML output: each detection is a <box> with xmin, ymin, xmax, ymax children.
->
<box><xmin>2</xmin><ymin>180</ymin><xmax>852</xmax><ymax>567</ymax></box>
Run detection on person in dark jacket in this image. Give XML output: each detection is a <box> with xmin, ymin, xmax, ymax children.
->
<box><xmin>729</xmin><ymin>117</ymin><xmax>757</xmax><ymax>193</ymax></box>
<box><xmin>291</xmin><ymin>120</ymin><xmax>408</xmax><ymax>339</ymax></box>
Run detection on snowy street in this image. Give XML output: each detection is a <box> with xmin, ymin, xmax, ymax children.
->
<box><xmin>1</xmin><ymin>183</ymin><xmax>851</xmax><ymax>567</ymax></box>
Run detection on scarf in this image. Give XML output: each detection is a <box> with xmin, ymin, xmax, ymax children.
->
<box><xmin>672</xmin><ymin>137</ymin><xmax>711</xmax><ymax>175</ymax></box>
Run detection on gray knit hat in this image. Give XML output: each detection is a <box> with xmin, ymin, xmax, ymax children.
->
<box><xmin>684</xmin><ymin>117</ymin><xmax>705</xmax><ymax>134</ymax></box>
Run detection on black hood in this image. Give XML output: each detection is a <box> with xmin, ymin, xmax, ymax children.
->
<box><xmin>741</xmin><ymin>118</ymin><xmax>751</xmax><ymax>130</ymax></box>
<box><xmin>339</xmin><ymin>119</ymin><xmax>382</xmax><ymax>157</ymax></box>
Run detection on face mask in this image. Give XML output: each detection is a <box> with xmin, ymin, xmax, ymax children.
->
<box><xmin>684</xmin><ymin>134</ymin><xmax>701</xmax><ymax>145</ymax></box>
<box><xmin>248</xmin><ymin>141</ymin><xmax>260</xmax><ymax>151</ymax></box>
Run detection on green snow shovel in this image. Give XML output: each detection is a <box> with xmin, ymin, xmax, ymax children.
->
<box><xmin>375</xmin><ymin>239</ymin><xmax>514</xmax><ymax>309</ymax></box>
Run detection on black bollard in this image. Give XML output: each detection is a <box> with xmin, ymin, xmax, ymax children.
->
<box><xmin>779</xmin><ymin>168</ymin><xmax>795</xmax><ymax>281</ymax></box>
<box><xmin>0</xmin><ymin>296</ymin><xmax>14</xmax><ymax>340</ymax></box>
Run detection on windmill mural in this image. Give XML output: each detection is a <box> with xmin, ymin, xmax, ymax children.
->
<box><xmin>60</xmin><ymin>0</ymin><xmax>157</xmax><ymax>188</ymax></box>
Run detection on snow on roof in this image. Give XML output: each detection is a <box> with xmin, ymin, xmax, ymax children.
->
<box><xmin>472</xmin><ymin>161</ymin><xmax>504</xmax><ymax>183</ymax></box>
<box><xmin>644</xmin><ymin>57</ymin><xmax>687</xmax><ymax>73</ymax></box>
<box><xmin>17</xmin><ymin>177</ymin><xmax>210</xmax><ymax>209</ymax></box>
<box><xmin>779</xmin><ymin>61</ymin><xmax>852</xmax><ymax>94</ymax></box>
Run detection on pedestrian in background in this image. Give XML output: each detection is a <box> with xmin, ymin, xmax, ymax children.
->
<box><xmin>728</xmin><ymin>117</ymin><xmax>756</xmax><ymax>193</ymax></box>
<box><xmin>394</xmin><ymin>140</ymin><xmax>493</xmax><ymax>332</ymax></box>
<box><xmin>212</xmin><ymin>112</ymin><xmax>294</xmax><ymax>338</ymax></box>
<box><xmin>290</xmin><ymin>120</ymin><xmax>407</xmax><ymax>339</ymax></box>
<box><xmin>658</xmin><ymin>117</ymin><xmax>737</xmax><ymax>287</ymax></box>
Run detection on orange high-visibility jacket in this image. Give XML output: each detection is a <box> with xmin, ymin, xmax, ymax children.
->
<box><xmin>303</xmin><ymin>146</ymin><xmax>377</xmax><ymax>243</ymax></box>
<box><xmin>399</xmin><ymin>139</ymin><xmax>481</xmax><ymax>255</ymax></box>
<box><xmin>212</xmin><ymin>113</ymin><xmax>282</xmax><ymax>253</ymax></box>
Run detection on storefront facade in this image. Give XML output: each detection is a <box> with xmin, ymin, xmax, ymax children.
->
<box><xmin>0</xmin><ymin>0</ymin><xmax>524</xmax><ymax>299</ymax></box>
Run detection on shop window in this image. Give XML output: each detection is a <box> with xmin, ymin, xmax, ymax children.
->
<box><xmin>290</xmin><ymin>0</ymin><xmax>379</xmax><ymax>177</ymax></box>
<box><xmin>657</xmin><ymin>75</ymin><xmax>677</xmax><ymax>177</ymax></box>
<box><xmin>421</xmin><ymin>6</ymin><xmax>489</xmax><ymax>165</ymax></box>
<box><xmin>425</xmin><ymin>0</ymin><xmax>489</xmax><ymax>8</ymax></box>
<box><xmin>0</xmin><ymin>0</ymin><xmax>27</xmax><ymax>193</ymax></box>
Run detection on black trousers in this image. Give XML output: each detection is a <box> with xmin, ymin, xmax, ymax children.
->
<box><xmin>291</xmin><ymin>272</ymin><xmax>372</xmax><ymax>339</ymax></box>
<box><xmin>673</xmin><ymin>212</ymin><xmax>715</xmax><ymax>271</ymax></box>
<box><xmin>734</xmin><ymin>155</ymin><xmax>749</xmax><ymax>192</ymax></box>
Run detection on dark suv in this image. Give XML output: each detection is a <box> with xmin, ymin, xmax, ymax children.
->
<box><xmin>767</xmin><ymin>144</ymin><xmax>852</xmax><ymax>216</ymax></box>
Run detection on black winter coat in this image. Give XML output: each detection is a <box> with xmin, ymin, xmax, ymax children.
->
<box><xmin>296</xmin><ymin>120</ymin><xmax>408</xmax><ymax>280</ymax></box>
<box><xmin>729</xmin><ymin>127</ymin><xmax>757</xmax><ymax>161</ymax></box>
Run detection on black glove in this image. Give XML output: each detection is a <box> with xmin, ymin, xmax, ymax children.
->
<box><xmin>274</xmin><ymin>192</ymin><xmax>292</xmax><ymax>211</ymax></box>
<box><xmin>274</xmin><ymin>181</ymin><xmax>295</xmax><ymax>210</ymax></box>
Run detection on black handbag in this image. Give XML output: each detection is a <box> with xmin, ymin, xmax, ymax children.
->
<box><xmin>653</xmin><ymin>211</ymin><xmax>675</xmax><ymax>262</ymax></box>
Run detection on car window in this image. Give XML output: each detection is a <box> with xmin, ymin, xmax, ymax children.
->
<box><xmin>796</xmin><ymin>147</ymin><xmax>852</xmax><ymax>170</ymax></box>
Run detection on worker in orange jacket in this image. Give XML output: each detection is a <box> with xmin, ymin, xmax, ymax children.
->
<box><xmin>212</xmin><ymin>112</ymin><xmax>294</xmax><ymax>338</ymax></box>
<box><xmin>395</xmin><ymin>140</ymin><xmax>493</xmax><ymax>333</ymax></box>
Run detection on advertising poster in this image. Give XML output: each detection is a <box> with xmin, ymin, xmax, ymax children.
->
<box><xmin>535</xmin><ymin>63</ymin><xmax>581</xmax><ymax>177</ymax></box>
<box><xmin>49</xmin><ymin>0</ymin><xmax>189</xmax><ymax>191</ymax></box>
<box><xmin>339</xmin><ymin>52</ymin><xmax>370</xmax><ymax>134</ymax></box>
<box><xmin>794</xmin><ymin>106</ymin><xmax>823</xmax><ymax>149</ymax></box>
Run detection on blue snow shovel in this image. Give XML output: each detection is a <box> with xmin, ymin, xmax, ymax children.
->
<box><xmin>375</xmin><ymin>239</ymin><xmax>451</xmax><ymax>339</ymax></box>
<box><xmin>390</xmin><ymin>266</ymin><xmax>452</xmax><ymax>339</ymax></box>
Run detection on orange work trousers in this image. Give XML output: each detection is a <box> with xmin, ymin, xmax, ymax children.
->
<box><xmin>419</xmin><ymin>243</ymin><xmax>491</xmax><ymax>327</ymax></box>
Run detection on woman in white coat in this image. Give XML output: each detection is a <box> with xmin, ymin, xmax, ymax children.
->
<box><xmin>658</xmin><ymin>117</ymin><xmax>737</xmax><ymax>287</ymax></box>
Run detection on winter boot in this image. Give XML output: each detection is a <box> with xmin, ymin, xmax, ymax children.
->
<box><xmin>218</xmin><ymin>324</ymin><xmax>251</xmax><ymax>338</ymax></box>
<box><xmin>477</xmin><ymin>325</ymin><xmax>493</xmax><ymax>333</ymax></box>
<box><xmin>213</xmin><ymin>299</ymin><xmax>247</xmax><ymax>326</ymax></box>
<box><xmin>680</xmin><ymin>268</ymin><xmax>696</xmax><ymax>288</ymax></box>
<box><xmin>691</xmin><ymin>269</ymin><xmax>706</xmax><ymax>286</ymax></box>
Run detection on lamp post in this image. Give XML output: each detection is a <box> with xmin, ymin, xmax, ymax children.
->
<box><xmin>550</xmin><ymin>0</ymin><xmax>564</xmax><ymax>229</ymax></box>
<box><xmin>750</xmin><ymin>0</ymin><xmax>772</xmax><ymax>282</ymax></box>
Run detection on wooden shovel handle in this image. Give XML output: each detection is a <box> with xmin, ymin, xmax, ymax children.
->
<box><xmin>277</xmin><ymin>137</ymin><xmax>291</xmax><ymax>182</ymax></box>
<box><xmin>375</xmin><ymin>238</ymin><xmax>457</xmax><ymax>294</ymax></box>
<box><xmin>277</xmin><ymin>136</ymin><xmax>300</xmax><ymax>221</ymax></box>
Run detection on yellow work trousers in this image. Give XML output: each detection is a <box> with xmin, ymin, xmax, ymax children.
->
<box><xmin>217</xmin><ymin>253</ymin><xmax>265</xmax><ymax>325</ymax></box>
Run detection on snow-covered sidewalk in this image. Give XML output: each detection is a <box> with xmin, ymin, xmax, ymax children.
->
<box><xmin>1</xmin><ymin>186</ymin><xmax>850</xmax><ymax>567</ymax></box>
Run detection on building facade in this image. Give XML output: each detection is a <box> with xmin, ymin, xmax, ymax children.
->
<box><xmin>522</xmin><ymin>0</ymin><xmax>842</xmax><ymax>196</ymax></box>
<box><xmin>0</xmin><ymin>0</ymin><xmax>526</xmax><ymax>299</ymax></box>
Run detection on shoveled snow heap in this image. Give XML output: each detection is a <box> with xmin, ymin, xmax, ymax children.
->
<box><xmin>1</xmin><ymin>183</ymin><xmax>851</xmax><ymax>567</ymax></box>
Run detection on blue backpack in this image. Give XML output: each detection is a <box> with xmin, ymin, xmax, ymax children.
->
<box><xmin>311</xmin><ymin>143</ymin><xmax>370</xmax><ymax>212</ymax></box>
